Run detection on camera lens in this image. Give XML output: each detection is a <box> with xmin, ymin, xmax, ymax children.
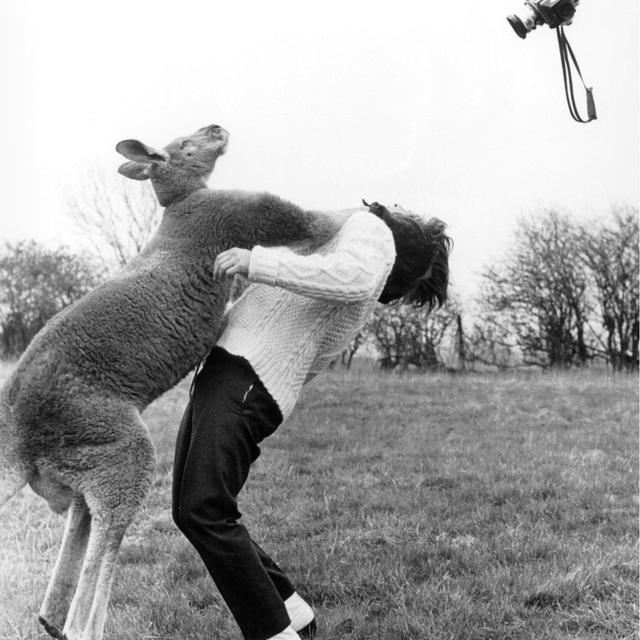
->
<box><xmin>507</xmin><ymin>4</ymin><xmax>541</xmax><ymax>39</ymax></box>
<box><xmin>556</xmin><ymin>1</ymin><xmax>576</xmax><ymax>19</ymax></box>
<box><xmin>507</xmin><ymin>14</ymin><xmax>528</xmax><ymax>39</ymax></box>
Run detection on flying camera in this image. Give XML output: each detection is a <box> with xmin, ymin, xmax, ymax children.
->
<box><xmin>506</xmin><ymin>0</ymin><xmax>596</xmax><ymax>123</ymax></box>
<box><xmin>507</xmin><ymin>0</ymin><xmax>579</xmax><ymax>39</ymax></box>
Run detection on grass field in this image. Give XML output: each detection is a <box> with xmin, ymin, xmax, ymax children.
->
<box><xmin>0</xmin><ymin>362</ymin><xmax>637</xmax><ymax>640</ymax></box>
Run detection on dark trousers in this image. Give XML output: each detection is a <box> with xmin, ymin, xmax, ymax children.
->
<box><xmin>172</xmin><ymin>347</ymin><xmax>295</xmax><ymax>640</ymax></box>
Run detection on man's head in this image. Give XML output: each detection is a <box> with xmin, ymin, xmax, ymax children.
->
<box><xmin>363</xmin><ymin>200</ymin><xmax>451</xmax><ymax>310</ymax></box>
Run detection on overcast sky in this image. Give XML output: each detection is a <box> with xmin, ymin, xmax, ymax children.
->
<box><xmin>0</xmin><ymin>0</ymin><xmax>637</xmax><ymax>298</ymax></box>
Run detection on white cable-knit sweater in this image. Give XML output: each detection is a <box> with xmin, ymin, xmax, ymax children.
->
<box><xmin>216</xmin><ymin>211</ymin><xmax>396</xmax><ymax>419</ymax></box>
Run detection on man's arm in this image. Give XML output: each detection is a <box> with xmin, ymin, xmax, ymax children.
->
<box><xmin>214</xmin><ymin>213</ymin><xmax>395</xmax><ymax>303</ymax></box>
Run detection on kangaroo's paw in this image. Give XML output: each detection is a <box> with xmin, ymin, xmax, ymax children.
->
<box><xmin>39</xmin><ymin>616</ymin><xmax>64</xmax><ymax>639</ymax></box>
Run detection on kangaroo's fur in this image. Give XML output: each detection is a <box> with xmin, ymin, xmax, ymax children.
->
<box><xmin>0</xmin><ymin>124</ymin><xmax>339</xmax><ymax>640</ymax></box>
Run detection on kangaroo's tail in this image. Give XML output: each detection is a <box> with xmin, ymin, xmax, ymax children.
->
<box><xmin>0</xmin><ymin>394</ymin><xmax>27</xmax><ymax>508</ymax></box>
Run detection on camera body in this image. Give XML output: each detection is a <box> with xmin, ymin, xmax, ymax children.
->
<box><xmin>507</xmin><ymin>0</ymin><xmax>579</xmax><ymax>39</ymax></box>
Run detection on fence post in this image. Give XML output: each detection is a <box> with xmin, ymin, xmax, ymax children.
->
<box><xmin>456</xmin><ymin>314</ymin><xmax>466</xmax><ymax>372</ymax></box>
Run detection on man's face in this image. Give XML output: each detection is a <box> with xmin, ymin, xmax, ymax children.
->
<box><xmin>365</xmin><ymin>202</ymin><xmax>430</xmax><ymax>304</ymax></box>
<box><xmin>378</xmin><ymin>274</ymin><xmax>406</xmax><ymax>304</ymax></box>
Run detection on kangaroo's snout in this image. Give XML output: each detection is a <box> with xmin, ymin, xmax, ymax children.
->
<box><xmin>200</xmin><ymin>124</ymin><xmax>228</xmax><ymax>141</ymax></box>
<box><xmin>195</xmin><ymin>124</ymin><xmax>229</xmax><ymax>155</ymax></box>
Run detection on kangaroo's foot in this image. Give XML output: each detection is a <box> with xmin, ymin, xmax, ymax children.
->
<box><xmin>39</xmin><ymin>616</ymin><xmax>64</xmax><ymax>639</ymax></box>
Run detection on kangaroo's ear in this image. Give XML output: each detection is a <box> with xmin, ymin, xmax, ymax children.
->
<box><xmin>115</xmin><ymin>139</ymin><xmax>169</xmax><ymax>163</ymax></box>
<box><xmin>118</xmin><ymin>161</ymin><xmax>150</xmax><ymax>181</ymax></box>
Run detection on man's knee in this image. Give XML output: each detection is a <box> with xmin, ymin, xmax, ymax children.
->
<box><xmin>173</xmin><ymin>496</ymin><xmax>213</xmax><ymax>535</ymax></box>
<box><xmin>172</xmin><ymin>485</ymin><xmax>235</xmax><ymax>536</ymax></box>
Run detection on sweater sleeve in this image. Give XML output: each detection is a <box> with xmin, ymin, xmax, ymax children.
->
<box><xmin>248</xmin><ymin>212</ymin><xmax>396</xmax><ymax>303</ymax></box>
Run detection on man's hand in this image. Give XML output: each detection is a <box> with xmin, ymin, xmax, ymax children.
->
<box><xmin>214</xmin><ymin>248</ymin><xmax>251</xmax><ymax>280</ymax></box>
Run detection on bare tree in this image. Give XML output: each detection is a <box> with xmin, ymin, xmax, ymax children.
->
<box><xmin>366</xmin><ymin>300</ymin><xmax>458</xmax><ymax>370</ymax></box>
<box><xmin>480</xmin><ymin>210</ymin><xmax>595</xmax><ymax>369</ymax></box>
<box><xmin>464</xmin><ymin>312</ymin><xmax>522</xmax><ymax>370</ymax></box>
<box><xmin>475</xmin><ymin>207</ymin><xmax>639</xmax><ymax>371</ymax></box>
<box><xmin>577</xmin><ymin>207</ymin><xmax>639</xmax><ymax>370</ymax></box>
<box><xmin>66</xmin><ymin>163</ymin><xmax>162</xmax><ymax>268</ymax></box>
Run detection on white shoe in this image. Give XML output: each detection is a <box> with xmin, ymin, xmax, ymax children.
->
<box><xmin>267</xmin><ymin>625</ymin><xmax>301</xmax><ymax>640</ymax></box>
<box><xmin>285</xmin><ymin>592</ymin><xmax>315</xmax><ymax>635</ymax></box>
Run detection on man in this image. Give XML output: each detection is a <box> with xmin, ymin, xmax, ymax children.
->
<box><xmin>172</xmin><ymin>201</ymin><xmax>450</xmax><ymax>640</ymax></box>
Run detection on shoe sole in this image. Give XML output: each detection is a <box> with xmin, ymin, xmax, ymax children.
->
<box><xmin>297</xmin><ymin>618</ymin><xmax>317</xmax><ymax>638</ymax></box>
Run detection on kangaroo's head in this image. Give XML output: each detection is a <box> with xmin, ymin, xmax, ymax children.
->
<box><xmin>116</xmin><ymin>124</ymin><xmax>229</xmax><ymax>207</ymax></box>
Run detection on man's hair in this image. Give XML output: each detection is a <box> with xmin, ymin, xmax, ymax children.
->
<box><xmin>363</xmin><ymin>200</ymin><xmax>452</xmax><ymax>310</ymax></box>
<box><xmin>398</xmin><ymin>215</ymin><xmax>451</xmax><ymax>310</ymax></box>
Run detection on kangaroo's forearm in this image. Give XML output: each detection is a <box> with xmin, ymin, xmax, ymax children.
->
<box><xmin>229</xmin><ymin>194</ymin><xmax>341</xmax><ymax>249</ymax></box>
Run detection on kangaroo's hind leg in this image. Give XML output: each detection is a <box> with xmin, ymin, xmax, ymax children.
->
<box><xmin>60</xmin><ymin>410</ymin><xmax>155</xmax><ymax>640</ymax></box>
<box><xmin>61</xmin><ymin>514</ymin><xmax>128</xmax><ymax>640</ymax></box>
<box><xmin>39</xmin><ymin>494</ymin><xmax>91</xmax><ymax>639</ymax></box>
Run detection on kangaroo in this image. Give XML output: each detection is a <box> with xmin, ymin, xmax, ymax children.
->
<box><xmin>0</xmin><ymin>124</ymin><xmax>339</xmax><ymax>640</ymax></box>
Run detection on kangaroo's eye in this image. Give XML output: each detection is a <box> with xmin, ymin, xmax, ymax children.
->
<box><xmin>180</xmin><ymin>140</ymin><xmax>191</xmax><ymax>149</ymax></box>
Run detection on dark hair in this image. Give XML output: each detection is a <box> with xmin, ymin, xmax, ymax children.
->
<box><xmin>363</xmin><ymin>200</ymin><xmax>452</xmax><ymax>310</ymax></box>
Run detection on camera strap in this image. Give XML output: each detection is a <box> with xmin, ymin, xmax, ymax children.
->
<box><xmin>556</xmin><ymin>26</ymin><xmax>597</xmax><ymax>123</ymax></box>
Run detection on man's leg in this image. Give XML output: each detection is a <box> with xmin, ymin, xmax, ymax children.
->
<box><xmin>173</xmin><ymin>380</ymin><xmax>314</xmax><ymax>636</ymax></box>
<box><xmin>172</xmin><ymin>348</ymin><xmax>291</xmax><ymax>640</ymax></box>
<box><xmin>251</xmin><ymin>540</ymin><xmax>295</xmax><ymax>601</ymax></box>
<box><xmin>251</xmin><ymin>542</ymin><xmax>315</xmax><ymax>636</ymax></box>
